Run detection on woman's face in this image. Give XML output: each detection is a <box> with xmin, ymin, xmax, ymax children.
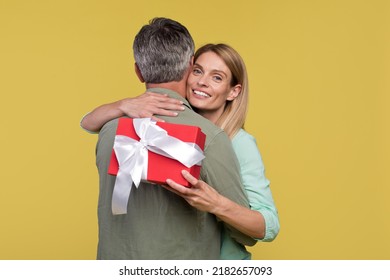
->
<box><xmin>186</xmin><ymin>51</ymin><xmax>240</xmax><ymax>123</ymax></box>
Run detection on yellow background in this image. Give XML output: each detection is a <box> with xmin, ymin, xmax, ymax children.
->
<box><xmin>0</xmin><ymin>0</ymin><xmax>389</xmax><ymax>259</ymax></box>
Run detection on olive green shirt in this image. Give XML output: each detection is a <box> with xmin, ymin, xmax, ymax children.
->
<box><xmin>95</xmin><ymin>88</ymin><xmax>256</xmax><ymax>259</ymax></box>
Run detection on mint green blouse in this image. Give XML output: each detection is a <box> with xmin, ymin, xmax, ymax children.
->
<box><xmin>220</xmin><ymin>129</ymin><xmax>280</xmax><ymax>260</ymax></box>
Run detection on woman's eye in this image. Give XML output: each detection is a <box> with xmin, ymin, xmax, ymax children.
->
<box><xmin>193</xmin><ymin>68</ymin><xmax>202</xmax><ymax>75</ymax></box>
<box><xmin>213</xmin><ymin>75</ymin><xmax>222</xmax><ymax>82</ymax></box>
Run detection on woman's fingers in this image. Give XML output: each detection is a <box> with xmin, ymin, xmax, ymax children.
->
<box><xmin>145</xmin><ymin>91</ymin><xmax>185</xmax><ymax>111</ymax></box>
<box><xmin>161</xmin><ymin>184</ymin><xmax>182</xmax><ymax>197</ymax></box>
<box><xmin>151</xmin><ymin>116</ymin><xmax>166</xmax><ymax>122</ymax></box>
<box><xmin>165</xmin><ymin>179</ymin><xmax>190</xmax><ymax>195</ymax></box>
<box><xmin>165</xmin><ymin>173</ymin><xmax>220</xmax><ymax>213</ymax></box>
<box><xmin>117</xmin><ymin>92</ymin><xmax>185</xmax><ymax>120</ymax></box>
<box><xmin>181</xmin><ymin>170</ymin><xmax>199</xmax><ymax>186</ymax></box>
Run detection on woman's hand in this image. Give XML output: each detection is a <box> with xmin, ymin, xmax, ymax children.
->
<box><xmin>81</xmin><ymin>91</ymin><xmax>185</xmax><ymax>132</ymax></box>
<box><xmin>118</xmin><ymin>91</ymin><xmax>185</xmax><ymax>122</ymax></box>
<box><xmin>165</xmin><ymin>170</ymin><xmax>266</xmax><ymax>239</ymax></box>
<box><xmin>165</xmin><ymin>170</ymin><xmax>223</xmax><ymax>213</ymax></box>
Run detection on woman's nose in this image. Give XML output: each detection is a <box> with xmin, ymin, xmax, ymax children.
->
<box><xmin>197</xmin><ymin>76</ymin><xmax>208</xmax><ymax>87</ymax></box>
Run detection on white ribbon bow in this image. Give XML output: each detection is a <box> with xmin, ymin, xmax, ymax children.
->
<box><xmin>112</xmin><ymin>118</ymin><xmax>205</xmax><ymax>215</ymax></box>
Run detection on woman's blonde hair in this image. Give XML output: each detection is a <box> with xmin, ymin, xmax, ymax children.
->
<box><xmin>194</xmin><ymin>44</ymin><xmax>249</xmax><ymax>139</ymax></box>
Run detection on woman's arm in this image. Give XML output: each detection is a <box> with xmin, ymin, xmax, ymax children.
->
<box><xmin>232</xmin><ymin>131</ymin><xmax>280</xmax><ymax>242</ymax></box>
<box><xmin>165</xmin><ymin>170</ymin><xmax>266</xmax><ymax>239</ymax></box>
<box><xmin>81</xmin><ymin>92</ymin><xmax>185</xmax><ymax>132</ymax></box>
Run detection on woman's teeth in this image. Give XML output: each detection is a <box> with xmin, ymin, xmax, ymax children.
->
<box><xmin>194</xmin><ymin>90</ymin><xmax>210</xmax><ymax>97</ymax></box>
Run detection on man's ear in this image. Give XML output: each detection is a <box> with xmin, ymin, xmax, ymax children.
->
<box><xmin>134</xmin><ymin>63</ymin><xmax>145</xmax><ymax>83</ymax></box>
<box><xmin>227</xmin><ymin>84</ymin><xmax>242</xmax><ymax>101</ymax></box>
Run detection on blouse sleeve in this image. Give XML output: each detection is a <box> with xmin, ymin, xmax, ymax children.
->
<box><xmin>232</xmin><ymin>130</ymin><xmax>280</xmax><ymax>241</ymax></box>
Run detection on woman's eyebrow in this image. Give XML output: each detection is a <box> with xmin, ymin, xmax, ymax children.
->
<box><xmin>194</xmin><ymin>63</ymin><xmax>228</xmax><ymax>77</ymax></box>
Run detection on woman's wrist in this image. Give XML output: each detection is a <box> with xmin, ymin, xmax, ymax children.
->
<box><xmin>210</xmin><ymin>194</ymin><xmax>230</xmax><ymax>216</ymax></box>
<box><xmin>116</xmin><ymin>99</ymin><xmax>129</xmax><ymax>116</ymax></box>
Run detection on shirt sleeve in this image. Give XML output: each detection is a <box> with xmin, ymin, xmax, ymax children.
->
<box><xmin>200</xmin><ymin>131</ymin><xmax>257</xmax><ymax>247</ymax></box>
<box><xmin>232</xmin><ymin>130</ymin><xmax>280</xmax><ymax>241</ymax></box>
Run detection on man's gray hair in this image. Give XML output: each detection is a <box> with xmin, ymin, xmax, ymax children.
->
<box><xmin>133</xmin><ymin>17</ymin><xmax>195</xmax><ymax>83</ymax></box>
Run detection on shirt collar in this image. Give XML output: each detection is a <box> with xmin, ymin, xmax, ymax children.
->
<box><xmin>146</xmin><ymin>87</ymin><xmax>192</xmax><ymax>110</ymax></box>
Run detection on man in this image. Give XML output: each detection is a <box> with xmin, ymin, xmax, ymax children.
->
<box><xmin>95</xmin><ymin>17</ymin><xmax>255</xmax><ymax>259</ymax></box>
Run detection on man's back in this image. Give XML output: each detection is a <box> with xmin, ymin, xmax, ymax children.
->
<box><xmin>96</xmin><ymin>88</ymin><xmax>255</xmax><ymax>259</ymax></box>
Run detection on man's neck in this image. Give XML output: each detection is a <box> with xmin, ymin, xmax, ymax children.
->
<box><xmin>146</xmin><ymin>80</ymin><xmax>187</xmax><ymax>98</ymax></box>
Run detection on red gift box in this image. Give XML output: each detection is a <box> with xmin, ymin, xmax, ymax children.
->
<box><xmin>108</xmin><ymin>118</ymin><xmax>206</xmax><ymax>187</ymax></box>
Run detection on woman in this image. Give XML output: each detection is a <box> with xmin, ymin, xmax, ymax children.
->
<box><xmin>81</xmin><ymin>44</ymin><xmax>279</xmax><ymax>259</ymax></box>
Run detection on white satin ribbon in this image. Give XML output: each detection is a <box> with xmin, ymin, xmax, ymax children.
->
<box><xmin>112</xmin><ymin>118</ymin><xmax>205</xmax><ymax>215</ymax></box>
